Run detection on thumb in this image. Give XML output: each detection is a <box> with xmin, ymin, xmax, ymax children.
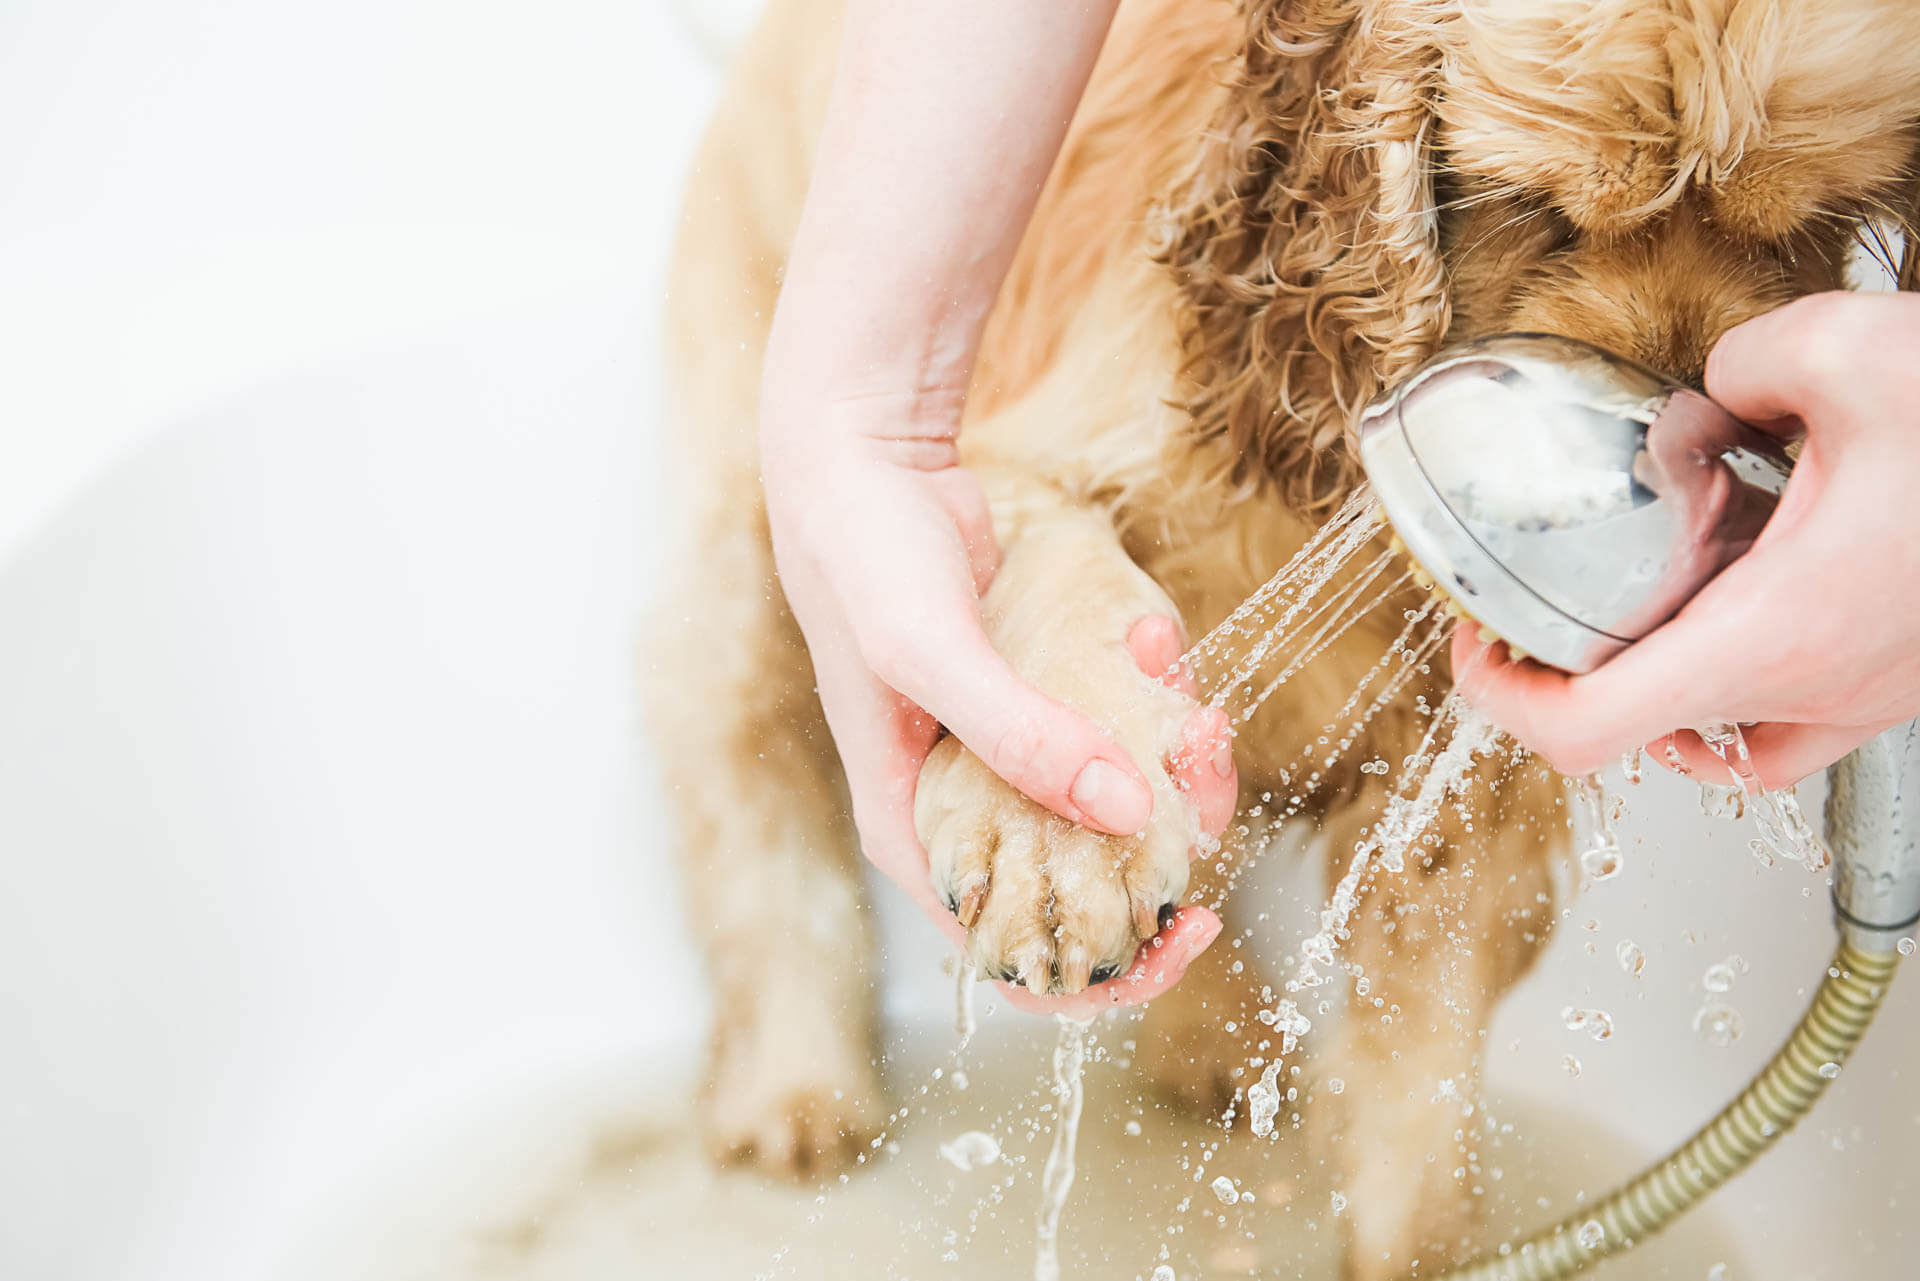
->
<box><xmin>1705</xmin><ymin>292</ymin><xmax>1908</xmax><ymax>436</ymax></box>
<box><xmin>872</xmin><ymin>621</ymin><xmax>1156</xmax><ymax>836</ymax></box>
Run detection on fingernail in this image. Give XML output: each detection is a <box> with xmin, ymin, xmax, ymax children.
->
<box><xmin>1071</xmin><ymin>759</ymin><xmax>1152</xmax><ymax>834</ymax></box>
<box><xmin>1210</xmin><ymin>739</ymin><xmax>1234</xmax><ymax>779</ymax></box>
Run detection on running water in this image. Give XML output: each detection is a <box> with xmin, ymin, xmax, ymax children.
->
<box><xmin>1246</xmin><ymin>693</ymin><xmax>1503</xmax><ymax>1138</ymax></box>
<box><xmin>1033</xmin><ymin>1016</ymin><xmax>1090</xmax><ymax>1281</ymax></box>
<box><xmin>1572</xmin><ymin>774</ymin><xmax>1624</xmax><ymax>882</ymax></box>
<box><xmin>1184</xmin><ymin>487</ymin><xmax>1389</xmax><ymax>723</ymax></box>
<box><xmin>955</xmin><ymin>960</ymin><xmax>977</xmax><ymax>1053</ymax></box>
<box><xmin>1199</xmin><ymin>599</ymin><xmax>1451</xmax><ymax>912</ymax></box>
<box><xmin>1695</xmin><ymin>722</ymin><xmax>1831</xmax><ymax>873</ymax></box>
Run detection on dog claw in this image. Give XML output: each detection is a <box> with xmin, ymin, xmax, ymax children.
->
<box><xmin>953</xmin><ymin>874</ymin><xmax>989</xmax><ymax>928</ymax></box>
<box><xmin>1015</xmin><ymin>946</ymin><xmax>1052</xmax><ymax>994</ymax></box>
<box><xmin>1057</xmin><ymin>943</ymin><xmax>1094</xmax><ymax>995</ymax></box>
<box><xmin>1129</xmin><ymin>881</ymin><xmax>1161</xmax><ymax>941</ymax></box>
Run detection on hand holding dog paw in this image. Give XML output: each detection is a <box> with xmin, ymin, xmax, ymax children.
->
<box><xmin>915</xmin><ymin>611</ymin><xmax>1237</xmax><ymax>1013</ymax></box>
<box><xmin>761</xmin><ymin>396</ymin><xmax>1228</xmax><ymax>1012</ymax></box>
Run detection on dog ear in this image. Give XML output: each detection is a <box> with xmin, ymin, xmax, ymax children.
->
<box><xmin>1156</xmin><ymin>0</ymin><xmax>1451</xmax><ymax>513</ymax></box>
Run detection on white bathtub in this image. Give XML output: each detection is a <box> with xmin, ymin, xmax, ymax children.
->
<box><xmin>0</xmin><ymin>4</ymin><xmax>1914</xmax><ymax>1279</ymax></box>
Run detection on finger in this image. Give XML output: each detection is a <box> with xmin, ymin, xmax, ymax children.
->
<box><xmin>1128</xmin><ymin>614</ymin><xmax>1197</xmax><ymax>695</ymax></box>
<box><xmin>1168</xmin><ymin>705</ymin><xmax>1238</xmax><ymax>839</ymax></box>
<box><xmin>1448</xmin><ymin>630</ymin><xmax>1630</xmax><ymax>775</ymax></box>
<box><xmin>1658</xmin><ymin>722</ymin><xmax>1881</xmax><ymax>790</ymax></box>
<box><xmin>992</xmin><ymin>906</ymin><xmax>1222</xmax><ymax>1016</ymax></box>
<box><xmin>1703</xmin><ymin>299</ymin><xmax>1822</xmax><ymax>434</ymax></box>
<box><xmin>1129</xmin><ymin>615</ymin><xmax>1236</xmax><ymax>835</ymax></box>
<box><xmin>1704</xmin><ymin>291</ymin><xmax>1916</xmax><ymax>437</ymax></box>
<box><xmin>1449</xmin><ymin>571</ymin><xmax>1778</xmax><ymax>775</ymax></box>
<box><xmin>875</xmin><ymin>623</ymin><xmax>1155</xmax><ymax>836</ymax></box>
<box><xmin>806</xmin><ymin>638</ymin><xmax>995</xmax><ymax>966</ymax></box>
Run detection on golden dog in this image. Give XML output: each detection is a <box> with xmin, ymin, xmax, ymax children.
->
<box><xmin>653</xmin><ymin>0</ymin><xmax>1920</xmax><ymax>1274</ymax></box>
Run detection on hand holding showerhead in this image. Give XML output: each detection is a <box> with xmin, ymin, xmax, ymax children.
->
<box><xmin>1377</xmin><ymin>292</ymin><xmax>1920</xmax><ymax>788</ymax></box>
<box><xmin>1354</xmin><ymin>296</ymin><xmax>1920</xmax><ymax>1280</ymax></box>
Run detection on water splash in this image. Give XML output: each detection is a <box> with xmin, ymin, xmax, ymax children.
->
<box><xmin>1239</xmin><ymin>694</ymin><xmax>1501</xmax><ymax>1112</ymax></box>
<box><xmin>1033</xmin><ymin>1016</ymin><xmax>1090</xmax><ymax>1281</ymax></box>
<box><xmin>1197</xmin><ymin>590</ymin><xmax>1450</xmax><ymax>914</ymax></box>
<box><xmin>1696</xmin><ymin>722</ymin><xmax>1831</xmax><ymax>873</ymax></box>
<box><xmin>1620</xmin><ymin>746</ymin><xmax>1644</xmax><ymax>784</ymax></box>
<box><xmin>938</xmin><ymin>1131</ymin><xmax>1001</xmax><ymax>1171</ymax></box>
<box><xmin>954</xmin><ymin>960</ymin><xmax>977</xmax><ymax>1053</ymax></box>
<box><xmin>1186</xmin><ymin>488</ymin><xmax>1387</xmax><ymax>720</ymax></box>
<box><xmin>1572</xmin><ymin>774</ymin><xmax>1624</xmax><ymax>881</ymax></box>
<box><xmin>1693</xmin><ymin>1001</ymin><xmax>1744</xmax><ymax>1047</ymax></box>
<box><xmin>1561</xmin><ymin>1007</ymin><xmax>1615</xmax><ymax>1042</ymax></box>
<box><xmin>1615</xmin><ymin>940</ymin><xmax>1645</xmax><ymax>977</ymax></box>
<box><xmin>1702</xmin><ymin>955</ymin><xmax>1748</xmax><ymax>994</ymax></box>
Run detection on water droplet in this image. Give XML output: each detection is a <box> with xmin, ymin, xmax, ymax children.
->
<box><xmin>1326</xmin><ymin>1077</ymin><xmax>1346</xmax><ymax>1095</ymax></box>
<box><xmin>1580</xmin><ymin>843</ymin><xmax>1623</xmax><ymax>881</ymax></box>
<box><xmin>1211</xmin><ymin>1175</ymin><xmax>1240</xmax><ymax>1205</ymax></box>
<box><xmin>1330</xmin><ymin>1191</ymin><xmax>1348</xmax><ymax>1216</ymax></box>
<box><xmin>1899</xmin><ymin>937</ymin><xmax>1916</xmax><ymax>957</ymax></box>
<box><xmin>1693</xmin><ymin>1001</ymin><xmax>1743</xmax><ymax>1047</ymax></box>
<box><xmin>1248</xmin><ymin>1067</ymin><xmax>1282</xmax><ymax>1139</ymax></box>
<box><xmin>950</xmin><ymin>1069</ymin><xmax>969</xmax><ymax>1091</ymax></box>
<box><xmin>1577</xmin><ymin>1219</ymin><xmax>1605</xmax><ymax>1250</ymax></box>
<box><xmin>1700</xmin><ymin>784</ymin><xmax>1745</xmax><ymax>820</ymax></box>
<box><xmin>1563</xmin><ymin>1054</ymin><xmax>1582</xmax><ymax>1078</ymax></box>
<box><xmin>1818</xmin><ymin>1061</ymin><xmax>1841</xmax><ymax>1080</ymax></box>
<box><xmin>1621</xmin><ymin>747</ymin><xmax>1644</xmax><ymax>785</ymax></box>
<box><xmin>937</xmin><ymin>1131</ymin><xmax>1001</xmax><ymax>1171</ymax></box>
<box><xmin>1561</xmin><ymin>1006</ymin><xmax>1615</xmax><ymax>1042</ymax></box>
<box><xmin>1124</xmin><ymin>1119</ymin><xmax>1142</xmax><ymax>1137</ymax></box>
<box><xmin>1616</xmin><ymin>940</ymin><xmax>1645</xmax><ymax>977</ymax></box>
<box><xmin>1708</xmin><ymin>1265</ymin><xmax>1730</xmax><ymax>1281</ymax></box>
<box><xmin>1152</xmin><ymin>1268</ymin><xmax>1176</xmax><ymax>1281</ymax></box>
<box><xmin>1703</xmin><ymin>955</ymin><xmax>1748</xmax><ymax>993</ymax></box>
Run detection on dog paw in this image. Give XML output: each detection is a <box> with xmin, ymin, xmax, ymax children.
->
<box><xmin>702</xmin><ymin>977</ymin><xmax>882</xmax><ymax>1176</ymax></box>
<box><xmin>915</xmin><ymin>615</ymin><xmax>1236</xmax><ymax>995</ymax></box>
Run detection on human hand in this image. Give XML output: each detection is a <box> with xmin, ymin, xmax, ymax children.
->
<box><xmin>760</xmin><ymin>391</ymin><xmax>1232</xmax><ymax>1016</ymax></box>
<box><xmin>1452</xmin><ymin>291</ymin><xmax>1920</xmax><ymax>787</ymax></box>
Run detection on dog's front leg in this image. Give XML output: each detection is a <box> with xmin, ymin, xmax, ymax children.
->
<box><xmin>913</xmin><ymin>480</ymin><xmax>1234</xmax><ymax>994</ymax></box>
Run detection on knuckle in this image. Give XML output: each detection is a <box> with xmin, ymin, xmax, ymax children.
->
<box><xmin>860</xmin><ymin>623</ymin><xmax>925</xmax><ymax>694</ymax></box>
<box><xmin>1782</xmin><ymin>294</ymin><xmax>1861</xmax><ymax>385</ymax></box>
<box><xmin>990</xmin><ymin>715</ymin><xmax>1050</xmax><ymax>786</ymax></box>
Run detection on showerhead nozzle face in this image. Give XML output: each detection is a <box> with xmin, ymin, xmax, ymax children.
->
<box><xmin>1357</xmin><ymin>334</ymin><xmax>1791</xmax><ymax>674</ymax></box>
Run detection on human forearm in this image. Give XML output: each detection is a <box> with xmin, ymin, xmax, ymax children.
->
<box><xmin>764</xmin><ymin>0</ymin><xmax>1120</xmax><ymax>412</ymax></box>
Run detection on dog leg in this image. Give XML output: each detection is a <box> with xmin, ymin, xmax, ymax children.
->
<box><xmin>651</xmin><ymin>0</ymin><xmax>878</xmax><ymax>1176</ymax></box>
<box><xmin>1318</xmin><ymin>758</ymin><xmax>1561</xmax><ymax>1281</ymax></box>
<box><xmin>914</xmin><ymin>477</ymin><xmax>1233</xmax><ymax>994</ymax></box>
<box><xmin>1134</xmin><ymin>848</ymin><xmax>1268</xmax><ymax>1116</ymax></box>
<box><xmin>650</xmin><ymin>486</ymin><xmax>884</xmax><ymax>1176</ymax></box>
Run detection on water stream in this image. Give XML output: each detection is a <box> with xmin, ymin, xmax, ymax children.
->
<box><xmin>1032</xmin><ymin>1016</ymin><xmax>1091</xmax><ymax>1281</ymax></box>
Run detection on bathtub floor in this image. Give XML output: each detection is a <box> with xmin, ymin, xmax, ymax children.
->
<box><xmin>297</xmin><ymin>1015</ymin><xmax>1739</xmax><ymax>1281</ymax></box>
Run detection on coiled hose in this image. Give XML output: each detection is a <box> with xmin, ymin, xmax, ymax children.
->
<box><xmin>1433</xmin><ymin>941</ymin><xmax>1900</xmax><ymax>1281</ymax></box>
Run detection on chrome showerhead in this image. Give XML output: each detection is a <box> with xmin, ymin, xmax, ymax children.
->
<box><xmin>1356</xmin><ymin>333</ymin><xmax>1792</xmax><ymax>674</ymax></box>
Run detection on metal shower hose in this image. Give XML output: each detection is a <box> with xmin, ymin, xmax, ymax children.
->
<box><xmin>1432</xmin><ymin>941</ymin><xmax>1899</xmax><ymax>1281</ymax></box>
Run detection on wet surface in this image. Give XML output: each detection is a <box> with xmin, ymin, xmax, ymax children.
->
<box><xmin>303</xmin><ymin>1017</ymin><xmax>1741</xmax><ymax>1281</ymax></box>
